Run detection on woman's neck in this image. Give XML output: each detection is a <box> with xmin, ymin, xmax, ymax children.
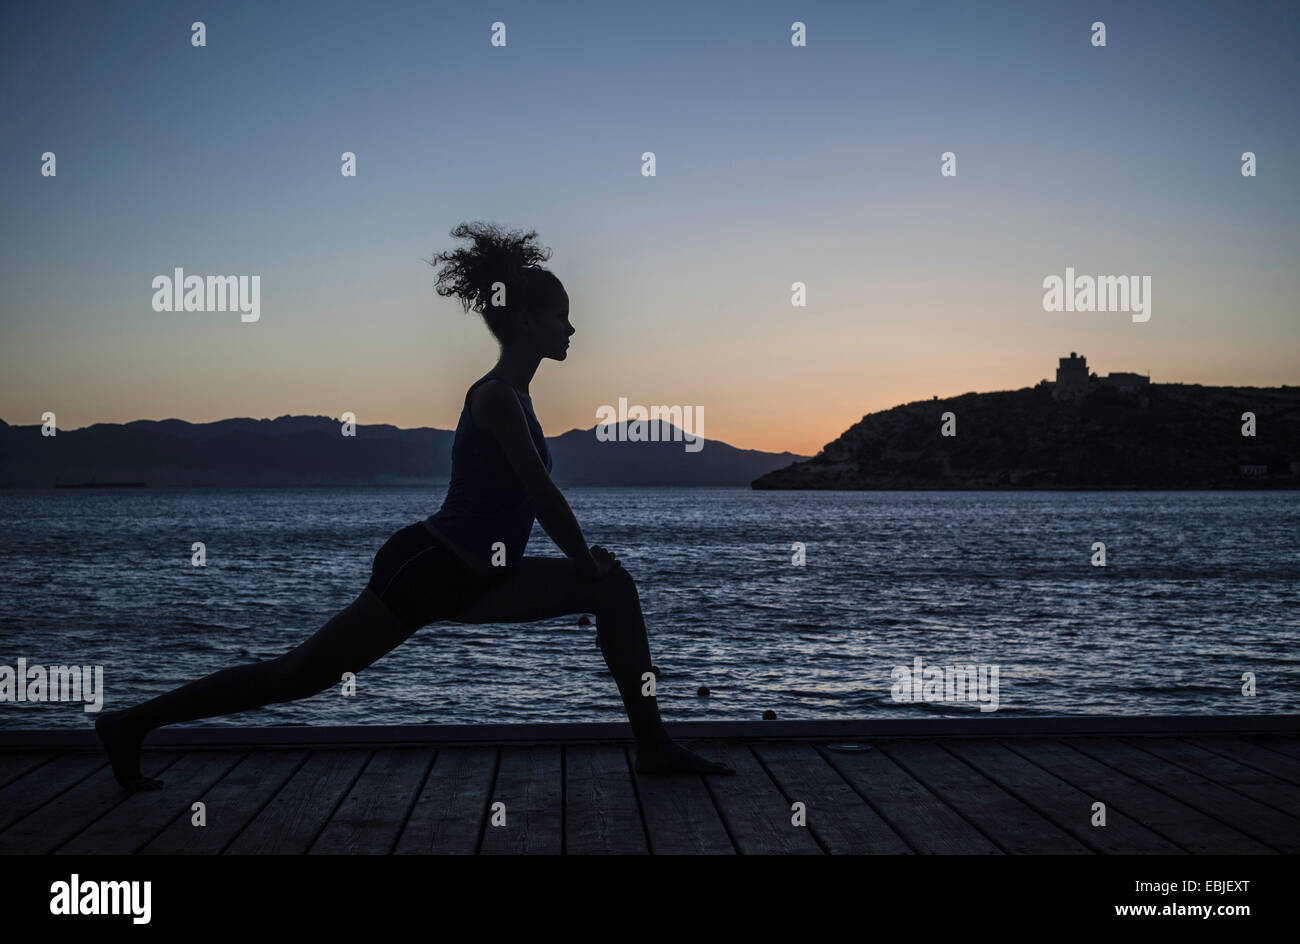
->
<box><xmin>490</xmin><ymin>347</ymin><xmax>541</xmax><ymax>396</ymax></box>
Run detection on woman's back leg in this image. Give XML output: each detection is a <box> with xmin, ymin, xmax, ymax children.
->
<box><xmin>97</xmin><ymin>588</ymin><xmax>416</xmax><ymax>790</ymax></box>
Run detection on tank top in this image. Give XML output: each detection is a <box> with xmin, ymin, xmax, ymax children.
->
<box><xmin>425</xmin><ymin>376</ymin><xmax>552</xmax><ymax>572</ymax></box>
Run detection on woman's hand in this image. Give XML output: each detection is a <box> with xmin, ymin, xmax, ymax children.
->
<box><xmin>577</xmin><ymin>545</ymin><xmax>621</xmax><ymax>581</ymax></box>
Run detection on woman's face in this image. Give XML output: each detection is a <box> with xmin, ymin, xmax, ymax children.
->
<box><xmin>525</xmin><ymin>283</ymin><xmax>574</xmax><ymax>361</ymax></box>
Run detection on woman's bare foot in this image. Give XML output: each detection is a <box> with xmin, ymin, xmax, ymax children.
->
<box><xmin>635</xmin><ymin>740</ymin><xmax>734</xmax><ymax>776</ymax></box>
<box><xmin>94</xmin><ymin>710</ymin><xmax>163</xmax><ymax>792</ymax></box>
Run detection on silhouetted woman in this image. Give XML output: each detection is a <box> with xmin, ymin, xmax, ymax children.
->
<box><xmin>96</xmin><ymin>222</ymin><xmax>733</xmax><ymax>789</ymax></box>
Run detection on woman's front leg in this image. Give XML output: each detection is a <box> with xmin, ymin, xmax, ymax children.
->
<box><xmin>452</xmin><ymin>558</ymin><xmax>733</xmax><ymax>775</ymax></box>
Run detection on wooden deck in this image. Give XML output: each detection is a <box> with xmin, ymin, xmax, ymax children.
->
<box><xmin>1</xmin><ymin>718</ymin><xmax>1297</xmax><ymax>854</ymax></box>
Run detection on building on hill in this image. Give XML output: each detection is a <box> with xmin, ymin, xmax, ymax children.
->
<box><xmin>1051</xmin><ymin>354</ymin><xmax>1150</xmax><ymax>400</ymax></box>
<box><xmin>1053</xmin><ymin>352</ymin><xmax>1090</xmax><ymax>400</ymax></box>
<box><xmin>1101</xmin><ymin>371</ymin><xmax>1151</xmax><ymax>393</ymax></box>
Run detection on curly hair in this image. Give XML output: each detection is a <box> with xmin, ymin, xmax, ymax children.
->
<box><xmin>429</xmin><ymin>222</ymin><xmax>560</xmax><ymax>343</ymax></box>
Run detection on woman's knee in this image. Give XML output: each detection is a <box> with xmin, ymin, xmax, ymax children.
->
<box><xmin>590</xmin><ymin>565</ymin><xmax>638</xmax><ymax>612</ymax></box>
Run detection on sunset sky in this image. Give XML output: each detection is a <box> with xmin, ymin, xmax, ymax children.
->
<box><xmin>2</xmin><ymin>0</ymin><xmax>1297</xmax><ymax>456</ymax></box>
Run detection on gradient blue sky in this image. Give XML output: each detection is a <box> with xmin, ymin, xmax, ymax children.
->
<box><xmin>2</xmin><ymin>0</ymin><xmax>1297</xmax><ymax>454</ymax></box>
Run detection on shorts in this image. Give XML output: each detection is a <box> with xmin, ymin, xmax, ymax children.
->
<box><xmin>367</xmin><ymin>522</ymin><xmax>508</xmax><ymax>628</ymax></box>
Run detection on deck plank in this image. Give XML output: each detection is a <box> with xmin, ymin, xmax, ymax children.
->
<box><xmin>564</xmin><ymin>744</ymin><xmax>647</xmax><ymax>855</ymax></box>
<box><xmin>755</xmin><ymin>743</ymin><xmax>912</xmax><ymax>854</ymax></box>
<box><xmin>1245</xmin><ymin>736</ymin><xmax>1300</xmax><ymax>761</ymax></box>
<box><xmin>882</xmin><ymin>741</ymin><xmax>1091</xmax><ymax>854</ymax></box>
<box><xmin>1003</xmin><ymin>739</ymin><xmax>1273</xmax><ymax>854</ymax></box>
<box><xmin>480</xmin><ymin>746</ymin><xmax>562</xmax><ymax>855</ymax></box>
<box><xmin>946</xmin><ymin>739</ymin><xmax>1183</xmax><ymax>854</ymax></box>
<box><xmin>632</xmin><ymin>763</ymin><xmax>734</xmax><ymax>855</ymax></box>
<box><xmin>1124</xmin><ymin>738</ymin><xmax>1300</xmax><ymax>820</ymax></box>
<box><xmin>1196</xmin><ymin>737</ymin><xmax>1300</xmax><ymax>785</ymax></box>
<box><xmin>0</xmin><ymin>752</ymin><xmax>108</xmax><ymax>831</ymax></box>
<box><xmin>58</xmin><ymin>751</ymin><xmax>247</xmax><ymax>854</ymax></box>
<box><xmin>818</xmin><ymin>743</ymin><xmax>1001</xmax><ymax>854</ymax></box>
<box><xmin>1068</xmin><ymin>738</ymin><xmax>1300</xmax><ymax>853</ymax></box>
<box><xmin>0</xmin><ymin>751</ymin><xmax>184</xmax><ymax>854</ymax></box>
<box><xmin>141</xmin><ymin>749</ymin><xmax>310</xmax><ymax>854</ymax></box>
<box><xmin>700</xmin><ymin>743</ymin><xmax>822</xmax><ymax>854</ymax></box>
<box><xmin>224</xmin><ymin>749</ymin><xmax>370</xmax><ymax>854</ymax></box>
<box><xmin>394</xmin><ymin>747</ymin><xmax>495</xmax><ymax>855</ymax></box>
<box><xmin>0</xmin><ymin>752</ymin><xmax>53</xmax><ymax>788</ymax></box>
<box><xmin>309</xmin><ymin>748</ymin><xmax>433</xmax><ymax>854</ymax></box>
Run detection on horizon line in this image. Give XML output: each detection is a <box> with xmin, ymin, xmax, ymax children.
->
<box><xmin>5</xmin><ymin>370</ymin><xmax>1297</xmax><ymax>454</ymax></box>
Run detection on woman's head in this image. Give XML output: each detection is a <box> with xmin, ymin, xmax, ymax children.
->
<box><xmin>430</xmin><ymin>222</ymin><xmax>573</xmax><ymax>360</ymax></box>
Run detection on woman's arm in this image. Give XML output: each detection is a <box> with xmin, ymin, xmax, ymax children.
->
<box><xmin>471</xmin><ymin>379</ymin><xmax>611</xmax><ymax>579</ymax></box>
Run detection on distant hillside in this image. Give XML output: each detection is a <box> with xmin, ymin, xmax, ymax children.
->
<box><xmin>752</xmin><ymin>383</ymin><xmax>1300</xmax><ymax>490</ymax></box>
<box><xmin>0</xmin><ymin>416</ymin><xmax>803</xmax><ymax>488</ymax></box>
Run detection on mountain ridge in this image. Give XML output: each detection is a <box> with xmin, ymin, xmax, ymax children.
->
<box><xmin>0</xmin><ymin>415</ymin><xmax>803</xmax><ymax>488</ymax></box>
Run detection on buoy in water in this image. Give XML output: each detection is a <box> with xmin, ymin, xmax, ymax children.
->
<box><xmin>696</xmin><ymin>686</ymin><xmax>710</xmax><ymax>697</ymax></box>
<box><xmin>762</xmin><ymin>709</ymin><xmax>777</xmax><ymax>720</ymax></box>
<box><xmin>577</xmin><ymin>614</ymin><xmax>591</xmax><ymax>626</ymax></box>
